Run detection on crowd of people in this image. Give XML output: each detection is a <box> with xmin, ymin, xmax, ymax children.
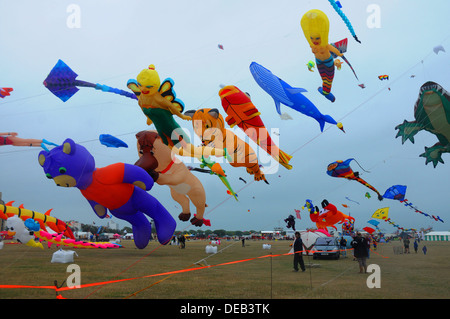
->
<box><xmin>291</xmin><ymin>230</ymin><xmax>428</xmax><ymax>274</ymax></box>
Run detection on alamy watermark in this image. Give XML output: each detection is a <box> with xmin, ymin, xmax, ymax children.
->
<box><xmin>167</xmin><ymin>122</ymin><xmax>283</xmax><ymax>175</ymax></box>
<box><xmin>366</xmin><ymin>264</ymin><xmax>381</xmax><ymax>288</ymax></box>
<box><xmin>366</xmin><ymin>4</ymin><xmax>381</xmax><ymax>29</ymax></box>
<box><xmin>66</xmin><ymin>4</ymin><xmax>81</xmax><ymax>29</ymax></box>
<box><xmin>66</xmin><ymin>264</ymin><xmax>81</xmax><ymax>289</ymax></box>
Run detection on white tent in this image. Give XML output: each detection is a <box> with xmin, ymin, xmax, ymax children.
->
<box><xmin>289</xmin><ymin>230</ymin><xmax>330</xmax><ymax>256</ymax></box>
<box><xmin>424</xmin><ymin>231</ymin><xmax>450</xmax><ymax>241</ymax></box>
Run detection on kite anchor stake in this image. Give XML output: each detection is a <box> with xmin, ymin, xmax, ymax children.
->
<box><xmin>54</xmin><ymin>279</ymin><xmax>67</xmax><ymax>299</ymax></box>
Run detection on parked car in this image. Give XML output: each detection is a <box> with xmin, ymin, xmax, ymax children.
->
<box><xmin>312</xmin><ymin>237</ymin><xmax>341</xmax><ymax>259</ymax></box>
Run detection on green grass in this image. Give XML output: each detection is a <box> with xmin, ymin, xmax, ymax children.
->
<box><xmin>0</xmin><ymin>239</ymin><xmax>448</xmax><ymax>299</ymax></box>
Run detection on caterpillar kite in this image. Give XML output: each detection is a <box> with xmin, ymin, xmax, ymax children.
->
<box><xmin>0</xmin><ymin>201</ymin><xmax>74</xmax><ymax>238</ymax></box>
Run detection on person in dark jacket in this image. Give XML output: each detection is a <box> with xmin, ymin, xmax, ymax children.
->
<box><xmin>351</xmin><ymin>232</ymin><xmax>369</xmax><ymax>273</ymax></box>
<box><xmin>293</xmin><ymin>232</ymin><xmax>306</xmax><ymax>272</ymax></box>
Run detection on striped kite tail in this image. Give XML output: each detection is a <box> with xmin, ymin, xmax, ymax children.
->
<box><xmin>316</xmin><ymin>57</ymin><xmax>335</xmax><ymax>95</ymax></box>
<box><xmin>277</xmin><ymin>149</ymin><xmax>293</xmax><ymax>170</ymax></box>
<box><xmin>355</xmin><ymin>177</ymin><xmax>383</xmax><ymax>201</ymax></box>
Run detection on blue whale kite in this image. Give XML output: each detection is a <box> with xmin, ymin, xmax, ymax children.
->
<box><xmin>249</xmin><ymin>62</ymin><xmax>344</xmax><ymax>133</ymax></box>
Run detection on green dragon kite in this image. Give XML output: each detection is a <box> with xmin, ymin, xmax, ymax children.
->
<box><xmin>396</xmin><ymin>81</ymin><xmax>450</xmax><ymax>167</ymax></box>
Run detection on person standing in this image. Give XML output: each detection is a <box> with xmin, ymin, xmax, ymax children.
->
<box><xmin>339</xmin><ymin>236</ymin><xmax>347</xmax><ymax>258</ymax></box>
<box><xmin>364</xmin><ymin>233</ymin><xmax>371</xmax><ymax>259</ymax></box>
<box><xmin>414</xmin><ymin>240</ymin><xmax>419</xmax><ymax>253</ymax></box>
<box><xmin>351</xmin><ymin>232</ymin><xmax>369</xmax><ymax>273</ymax></box>
<box><xmin>178</xmin><ymin>234</ymin><xmax>186</xmax><ymax>249</ymax></box>
<box><xmin>403</xmin><ymin>237</ymin><xmax>410</xmax><ymax>254</ymax></box>
<box><xmin>293</xmin><ymin>232</ymin><xmax>305</xmax><ymax>272</ymax></box>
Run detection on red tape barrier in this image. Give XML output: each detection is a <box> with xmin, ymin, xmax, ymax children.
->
<box><xmin>0</xmin><ymin>246</ymin><xmax>389</xmax><ymax>297</ymax></box>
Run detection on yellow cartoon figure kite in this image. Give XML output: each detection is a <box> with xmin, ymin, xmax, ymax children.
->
<box><xmin>127</xmin><ymin>65</ymin><xmax>224</xmax><ymax>159</ymax></box>
<box><xmin>301</xmin><ymin>9</ymin><xmax>343</xmax><ymax>102</ymax></box>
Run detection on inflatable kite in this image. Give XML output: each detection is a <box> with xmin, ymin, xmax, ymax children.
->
<box><xmin>199</xmin><ymin>152</ymin><xmax>238</xmax><ymax>201</ymax></box>
<box><xmin>383</xmin><ymin>185</ymin><xmax>444</xmax><ymax>222</ymax></box>
<box><xmin>310</xmin><ymin>199</ymin><xmax>355</xmax><ymax>231</ymax></box>
<box><xmin>378</xmin><ymin>75</ymin><xmax>389</xmax><ymax>81</ymax></box>
<box><xmin>135</xmin><ymin>130</ymin><xmax>209</xmax><ymax>226</ymax></box>
<box><xmin>38</xmin><ymin>138</ymin><xmax>176</xmax><ymax>249</ymax></box>
<box><xmin>0</xmin><ymin>201</ymin><xmax>74</xmax><ymax>238</ymax></box>
<box><xmin>433</xmin><ymin>45</ymin><xmax>445</xmax><ymax>54</ymax></box>
<box><xmin>328</xmin><ymin>0</ymin><xmax>361</xmax><ymax>43</ymax></box>
<box><xmin>300</xmin><ymin>9</ymin><xmax>344</xmax><ymax>102</ymax></box>
<box><xmin>99</xmin><ymin>134</ymin><xmax>128</xmax><ymax>148</ymax></box>
<box><xmin>302</xmin><ymin>199</ymin><xmax>317</xmax><ymax>213</ymax></box>
<box><xmin>184</xmin><ymin>107</ymin><xmax>268</xmax><ymax>183</ymax></box>
<box><xmin>218</xmin><ymin>85</ymin><xmax>294</xmax><ymax>169</ymax></box>
<box><xmin>127</xmin><ymin>65</ymin><xmax>224</xmax><ymax>161</ymax></box>
<box><xmin>249</xmin><ymin>62</ymin><xmax>344</xmax><ymax>133</ymax></box>
<box><xmin>395</xmin><ymin>81</ymin><xmax>450</xmax><ymax>167</ymax></box>
<box><xmin>0</xmin><ymin>87</ymin><xmax>13</xmax><ymax>98</ymax></box>
<box><xmin>307</xmin><ymin>61</ymin><xmax>315</xmax><ymax>72</ymax></box>
<box><xmin>342</xmin><ymin>219</ymin><xmax>355</xmax><ymax>236</ymax></box>
<box><xmin>0</xmin><ymin>132</ymin><xmax>54</xmax><ymax>148</ymax></box>
<box><xmin>6</xmin><ymin>216</ymin><xmax>44</xmax><ymax>249</ymax></box>
<box><xmin>284</xmin><ymin>215</ymin><xmax>296</xmax><ymax>231</ymax></box>
<box><xmin>126</xmin><ymin>65</ymin><xmax>191</xmax><ymax>146</ymax></box>
<box><xmin>35</xmin><ymin>229</ymin><xmax>121</xmax><ymax>249</ymax></box>
<box><xmin>327</xmin><ymin>158</ymin><xmax>384</xmax><ymax>200</ymax></box>
<box><xmin>5</xmin><ymin>215</ymin><xmax>120</xmax><ymax>249</ymax></box>
<box><xmin>43</xmin><ymin>60</ymin><xmax>137</xmax><ymax>102</ymax></box>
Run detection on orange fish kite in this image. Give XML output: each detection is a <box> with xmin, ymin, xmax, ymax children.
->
<box><xmin>218</xmin><ymin>85</ymin><xmax>293</xmax><ymax>170</ymax></box>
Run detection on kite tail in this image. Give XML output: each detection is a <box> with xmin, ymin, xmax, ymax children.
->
<box><xmin>278</xmin><ymin>149</ymin><xmax>293</xmax><ymax>170</ymax></box>
<box><xmin>316</xmin><ymin>56</ymin><xmax>335</xmax><ymax>95</ymax></box>
<box><xmin>355</xmin><ymin>177</ymin><xmax>383</xmax><ymax>201</ymax></box>
<box><xmin>340</xmin><ymin>55</ymin><xmax>359</xmax><ymax>81</ymax></box>
<box><xmin>401</xmin><ymin>199</ymin><xmax>444</xmax><ymax>222</ymax></box>
<box><xmin>328</xmin><ymin>0</ymin><xmax>361</xmax><ymax>43</ymax></box>
<box><xmin>95</xmin><ymin>83</ymin><xmax>138</xmax><ymax>100</ymax></box>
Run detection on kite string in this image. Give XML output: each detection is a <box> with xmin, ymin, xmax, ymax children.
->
<box><xmin>124</xmin><ymin>240</ymin><xmax>243</xmax><ymax>299</ymax></box>
<box><xmin>351</xmin><ymin>158</ymin><xmax>370</xmax><ymax>173</ymax></box>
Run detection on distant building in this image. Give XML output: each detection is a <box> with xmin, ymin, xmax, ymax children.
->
<box><xmin>107</xmin><ymin>220</ymin><xmax>119</xmax><ymax>230</ymax></box>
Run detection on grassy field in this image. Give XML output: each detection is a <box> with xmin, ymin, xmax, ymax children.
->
<box><xmin>0</xmin><ymin>238</ymin><xmax>449</xmax><ymax>299</ymax></box>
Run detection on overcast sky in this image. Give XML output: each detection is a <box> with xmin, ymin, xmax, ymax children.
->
<box><xmin>1</xmin><ymin>0</ymin><xmax>449</xmax><ymax>234</ymax></box>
